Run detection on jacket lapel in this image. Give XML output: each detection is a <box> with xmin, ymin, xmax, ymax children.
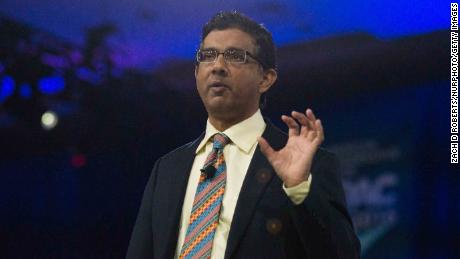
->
<box><xmin>153</xmin><ymin>132</ymin><xmax>205</xmax><ymax>258</ymax></box>
<box><xmin>224</xmin><ymin>121</ymin><xmax>287</xmax><ymax>259</ymax></box>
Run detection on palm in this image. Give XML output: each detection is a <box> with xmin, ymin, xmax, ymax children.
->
<box><xmin>258</xmin><ymin>109</ymin><xmax>324</xmax><ymax>187</ymax></box>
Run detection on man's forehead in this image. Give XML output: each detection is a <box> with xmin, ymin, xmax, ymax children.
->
<box><xmin>202</xmin><ymin>28</ymin><xmax>256</xmax><ymax>51</ymax></box>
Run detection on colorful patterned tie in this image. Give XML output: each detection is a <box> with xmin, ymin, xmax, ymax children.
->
<box><xmin>179</xmin><ymin>133</ymin><xmax>230</xmax><ymax>259</ymax></box>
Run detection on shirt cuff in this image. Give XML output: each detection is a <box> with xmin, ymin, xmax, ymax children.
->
<box><xmin>282</xmin><ymin>174</ymin><xmax>312</xmax><ymax>205</ymax></box>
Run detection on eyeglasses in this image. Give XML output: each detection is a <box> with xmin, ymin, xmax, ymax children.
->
<box><xmin>196</xmin><ymin>48</ymin><xmax>264</xmax><ymax>67</ymax></box>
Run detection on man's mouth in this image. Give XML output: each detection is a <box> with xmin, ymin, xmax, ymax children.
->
<box><xmin>208</xmin><ymin>82</ymin><xmax>229</xmax><ymax>89</ymax></box>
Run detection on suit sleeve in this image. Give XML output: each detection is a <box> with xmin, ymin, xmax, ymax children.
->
<box><xmin>288</xmin><ymin>151</ymin><xmax>361</xmax><ymax>259</ymax></box>
<box><xmin>126</xmin><ymin>158</ymin><xmax>161</xmax><ymax>259</ymax></box>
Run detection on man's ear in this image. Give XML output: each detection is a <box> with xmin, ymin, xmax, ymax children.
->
<box><xmin>195</xmin><ymin>65</ymin><xmax>198</xmax><ymax>78</ymax></box>
<box><xmin>259</xmin><ymin>68</ymin><xmax>277</xmax><ymax>94</ymax></box>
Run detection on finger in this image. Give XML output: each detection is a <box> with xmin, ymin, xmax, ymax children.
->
<box><xmin>291</xmin><ymin>111</ymin><xmax>310</xmax><ymax>136</ymax></box>
<box><xmin>281</xmin><ymin>115</ymin><xmax>300</xmax><ymax>136</ymax></box>
<box><xmin>305</xmin><ymin>108</ymin><xmax>318</xmax><ymax>131</ymax></box>
<box><xmin>312</xmin><ymin>119</ymin><xmax>325</xmax><ymax>145</ymax></box>
<box><xmin>257</xmin><ymin>136</ymin><xmax>276</xmax><ymax>162</ymax></box>
<box><xmin>316</xmin><ymin>119</ymin><xmax>325</xmax><ymax>142</ymax></box>
<box><xmin>291</xmin><ymin>111</ymin><xmax>309</xmax><ymax>127</ymax></box>
<box><xmin>306</xmin><ymin>108</ymin><xmax>317</xmax><ymax>121</ymax></box>
<box><xmin>306</xmin><ymin>128</ymin><xmax>318</xmax><ymax>141</ymax></box>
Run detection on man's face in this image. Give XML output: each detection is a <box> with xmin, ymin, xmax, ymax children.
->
<box><xmin>195</xmin><ymin>28</ymin><xmax>274</xmax><ymax>122</ymax></box>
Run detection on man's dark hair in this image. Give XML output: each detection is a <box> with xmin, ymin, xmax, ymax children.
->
<box><xmin>201</xmin><ymin>11</ymin><xmax>277</xmax><ymax>70</ymax></box>
<box><xmin>200</xmin><ymin>11</ymin><xmax>277</xmax><ymax>109</ymax></box>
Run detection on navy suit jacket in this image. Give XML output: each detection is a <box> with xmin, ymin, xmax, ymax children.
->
<box><xmin>126</xmin><ymin>120</ymin><xmax>361</xmax><ymax>259</ymax></box>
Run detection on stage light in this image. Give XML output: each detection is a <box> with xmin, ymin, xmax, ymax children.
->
<box><xmin>41</xmin><ymin>110</ymin><xmax>58</xmax><ymax>130</ymax></box>
<box><xmin>41</xmin><ymin>53</ymin><xmax>70</xmax><ymax>69</ymax></box>
<box><xmin>19</xmin><ymin>83</ymin><xmax>32</xmax><ymax>99</ymax></box>
<box><xmin>71</xmin><ymin>154</ymin><xmax>87</xmax><ymax>168</ymax></box>
<box><xmin>0</xmin><ymin>75</ymin><xmax>15</xmax><ymax>103</ymax></box>
<box><xmin>38</xmin><ymin>75</ymin><xmax>65</xmax><ymax>95</ymax></box>
<box><xmin>76</xmin><ymin>67</ymin><xmax>102</xmax><ymax>85</ymax></box>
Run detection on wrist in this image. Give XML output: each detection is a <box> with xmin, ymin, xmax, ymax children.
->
<box><xmin>284</xmin><ymin>175</ymin><xmax>309</xmax><ymax>188</ymax></box>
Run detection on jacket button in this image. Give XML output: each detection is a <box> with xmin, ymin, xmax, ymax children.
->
<box><xmin>266</xmin><ymin>218</ymin><xmax>282</xmax><ymax>235</ymax></box>
<box><xmin>256</xmin><ymin>168</ymin><xmax>272</xmax><ymax>184</ymax></box>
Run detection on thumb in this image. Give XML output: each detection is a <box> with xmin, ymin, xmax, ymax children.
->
<box><xmin>257</xmin><ymin>136</ymin><xmax>276</xmax><ymax>161</ymax></box>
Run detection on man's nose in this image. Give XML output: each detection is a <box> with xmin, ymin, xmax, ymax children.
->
<box><xmin>211</xmin><ymin>53</ymin><xmax>228</xmax><ymax>75</ymax></box>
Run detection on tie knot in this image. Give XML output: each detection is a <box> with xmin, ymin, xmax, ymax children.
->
<box><xmin>212</xmin><ymin>133</ymin><xmax>230</xmax><ymax>150</ymax></box>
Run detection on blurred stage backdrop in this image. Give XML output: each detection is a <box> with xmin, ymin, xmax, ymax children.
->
<box><xmin>0</xmin><ymin>1</ymin><xmax>456</xmax><ymax>258</ymax></box>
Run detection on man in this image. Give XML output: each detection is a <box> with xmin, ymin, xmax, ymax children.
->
<box><xmin>127</xmin><ymin>11</ymin><xmax>360</xmax><ymax>259</ymax></box>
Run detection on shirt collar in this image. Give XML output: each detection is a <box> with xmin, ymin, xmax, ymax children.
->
<box><xmin>195</xmin><ymin>109</ymin><xmax>266</xmax><ymax>154</ymax></box>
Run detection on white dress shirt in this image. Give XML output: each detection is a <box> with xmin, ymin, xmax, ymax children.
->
<box><xmin>175</xmin><ymin>109</ymin><xmax>311</xmax><ymax>259</ymax></box>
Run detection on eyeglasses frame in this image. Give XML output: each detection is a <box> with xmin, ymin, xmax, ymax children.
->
<box><xmin>196</xmin><ymin>48</ymin><xmax>266</xmax><ymax>68</ymax></box>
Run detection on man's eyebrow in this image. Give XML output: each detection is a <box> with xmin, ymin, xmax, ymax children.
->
<box><xmin>201</xmin><ymin>47</ymin><xmax>217</xmax><ymax>51</ymax></box>
<box><xmin>201</xmin><ymin>47</ymin><xmax>243</xmax><ymax>51</ymax></box>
